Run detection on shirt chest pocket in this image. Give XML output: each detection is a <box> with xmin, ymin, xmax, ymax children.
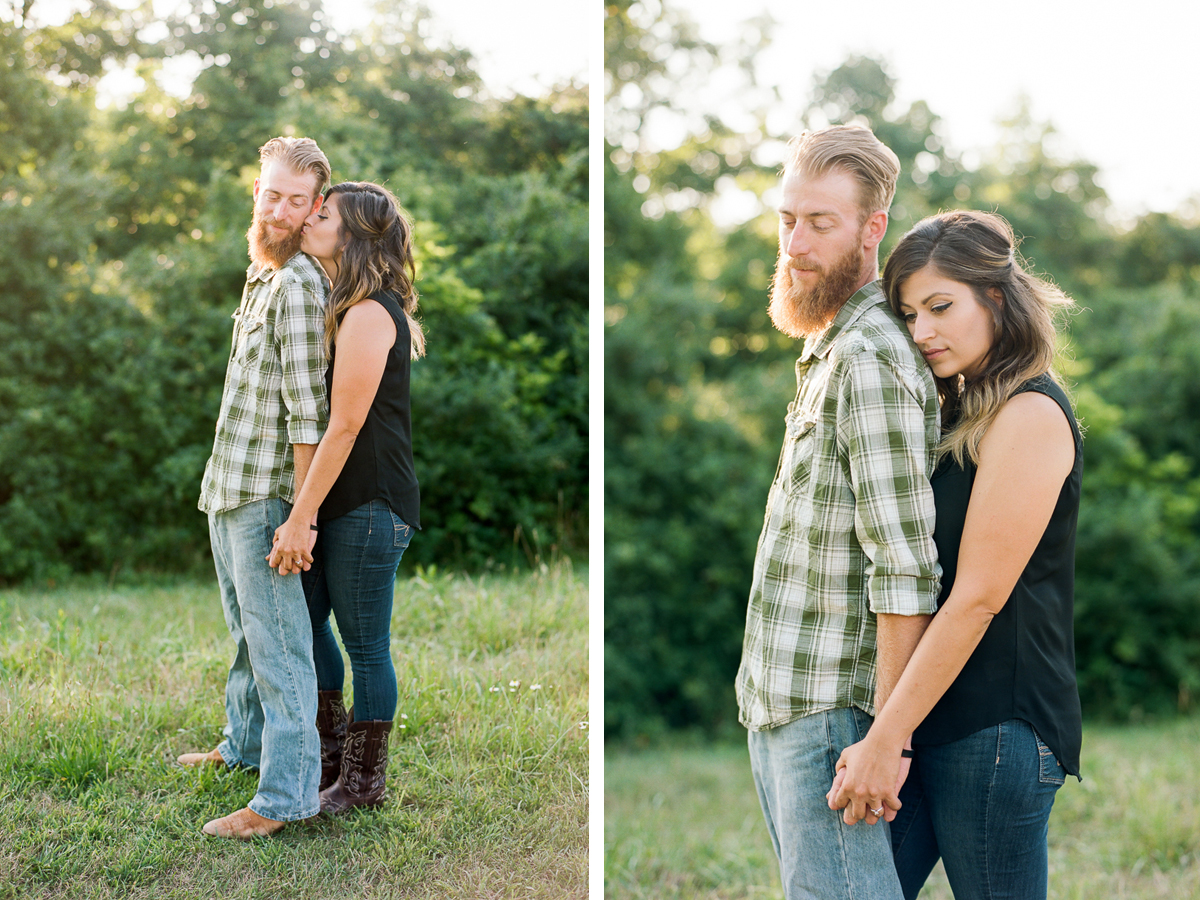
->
<box><xmin>780</xmin><ymin>408</ymin><xmax>819</xmax><ymax>495</ymax></box>
<box><xmin>232</xmin><ymin>309</ymin><xmax>268</xmax><ymax>365</ymax></box>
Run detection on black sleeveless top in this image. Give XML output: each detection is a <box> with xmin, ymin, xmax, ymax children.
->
<box><xmin>319</xmin><ymin>290</ymin><xmax>421</xmax><ymax>528</ymax></box>
<box><xmin>913</xmin><ymin>374</ymin><xmax>1082</xmax><ymax>777</ymax></box>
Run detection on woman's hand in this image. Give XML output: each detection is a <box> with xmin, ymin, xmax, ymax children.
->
<box><xmin>266</xmin><ymin>515</ymin><xmax>316</xmax><ymax>575</ymax></box>
<box><xmin>827</xmin><ymin>734</ymin><xmax>910</xmax><ymax>826</ymax></box>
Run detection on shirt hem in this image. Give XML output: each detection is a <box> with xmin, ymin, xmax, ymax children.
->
<box><xmin>740</xmin><ymin>698</ymin><xmax>877</xmax><ymax>732</ymax></box>
<box><xmin>198</xmin><ymin>490</ymin><xmax>294</xmax><ymax>517</ymax></box>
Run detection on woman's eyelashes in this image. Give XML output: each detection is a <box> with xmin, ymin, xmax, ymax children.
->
<box><xmin>902</xmin><ymin>303</ymin><xmax>951</xmax><ymax>326</ymax></box>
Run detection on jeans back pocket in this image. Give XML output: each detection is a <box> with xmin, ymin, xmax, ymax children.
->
<box><xmin>391</xmin><ymin>510</ymin><xmax>413</xmax><ymax>550</ymax></box>
<box><xmin>1033</xmin><ymin>729</ymin><xmax>1065</xmax><ymax>786</ymax></box>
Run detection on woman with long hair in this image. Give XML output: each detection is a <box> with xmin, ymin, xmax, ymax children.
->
<box><xmin>268</xmin><ymin>181</ymin><xmax>425</xmax><ymax>814</ymax></box>
<box><xmin>829</xmin><ymin>210</ymin><xmax>1082</xmax><ymax>899</ymax></box>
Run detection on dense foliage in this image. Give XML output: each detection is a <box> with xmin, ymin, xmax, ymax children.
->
<box><xmin>604</xmin><ymin>1</ymin><xmax>1200</xmax><ymax>736</ymax></box>
<box><xmin>0</xmin><ymin>0</ymin><xmax>587</xmax><ymax>582</ymax></box>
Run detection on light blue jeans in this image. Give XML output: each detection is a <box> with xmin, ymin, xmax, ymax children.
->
<box><xmin>891</xmin><ymin>718</ymin><xmax>1064</xmax><ymax>900</ymax></box>
<box><xmin>208</xmin><ymin>498</ymin><xmax>320</xmax><ymax>822</ymax></box>
<box><xmin>749</xmin><ymin>707</ymin><xmax>903</xmax><ymax>900</ymax></box>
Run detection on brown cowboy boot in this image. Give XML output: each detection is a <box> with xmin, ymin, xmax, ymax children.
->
<box><xmin>319</xmin><ymin>718</ymin><xmax>392</xmax><ymax>814</ymax></box>
<box><xmin>316</xmin><ymin>690</ymin><xmax>348</xmax><ymax>791</ymax></box>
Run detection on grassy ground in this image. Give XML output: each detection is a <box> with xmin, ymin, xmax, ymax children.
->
<box><xmin>0</xmin><ymin>563</ymin><xmax>588</xmax><ymax>899</ymax></box>
<box><xmin>605</xmin><ymin>718</ymin><xmax>1200</xmax><ymax>899</ymax></box>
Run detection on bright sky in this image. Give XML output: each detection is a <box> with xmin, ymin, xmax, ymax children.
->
<box><xmin>648</xmin><ymin>0</ymin><xmax>1200</xmax><ymax>222</ymax></box>
<box><xmin>27</xmin><ymin>0</ymin><xmax>589</xmax><ymax>98</ymax></box>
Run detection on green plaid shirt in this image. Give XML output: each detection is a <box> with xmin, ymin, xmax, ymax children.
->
<box><xmin>736</xmin><ymin>281</ymin><xmax>941</xmax><ymax>731</ymax></box>
<box><xmin>198</xmin><ymin>253</ymin><xmax>328</xmax><ymax>515</ymax></box>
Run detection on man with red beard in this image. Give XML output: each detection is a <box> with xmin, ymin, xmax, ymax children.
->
<box><xmin>179</xmin><ymin>137</ymin><xmax>331</xmax><ymax>840</ymax></box>
<box><xmin>734</xmin><ymin>126</ymin><xmax>942</xmax><ymax>898</ymax></box>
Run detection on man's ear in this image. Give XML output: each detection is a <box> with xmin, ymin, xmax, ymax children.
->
<box><xmin>252</xmin><ymin>177</ymin><xmax>261</xmax><ymax>201</ymax></box>
<box><xmin>311</xmin><ymin>193</ymin><xmax>324</xmax><ymax>215</ymax></box>
<box><xmin>862</xmin><ymin>209</ymin><xmax>888</xmax><ymax>252</ymax></box>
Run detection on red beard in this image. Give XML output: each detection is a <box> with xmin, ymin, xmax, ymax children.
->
<box><xmin>247</xmin><ymin>212</ymin><xmax>304</xmax><ymax>269</ymax></box>
<box><xmin>767</xmin><ymin>240</ymin><xmax>866</xmax><ymax>338</ymax></box>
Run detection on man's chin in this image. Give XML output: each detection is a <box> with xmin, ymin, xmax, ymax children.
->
<box><xmin>248</xmin><ymin>224</ymin><xmax>303</xmax><ymax>269</ymax></box>
<box><xmin>768</xmin><ymin>305</ymin><xmax>828</xmax><ymax>339</ymax></box>
<box><xmin>769</xmin><ymin>285</ymin><xmax>840</xmax><ymax>338</ymax></box>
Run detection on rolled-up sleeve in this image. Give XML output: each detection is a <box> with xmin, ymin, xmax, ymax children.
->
<box><xmin>835</xmin><ymin>348</ymin><xmax>941</xmax><ymax>616</ymax></box>
<box><xmin>274</xmin><ymin>268</ymin><xmax>328</xmax><ymax>445</ymax></box>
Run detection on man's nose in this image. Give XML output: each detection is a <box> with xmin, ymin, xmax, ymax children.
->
<box><xmin>785</xmin><ymin>226</ymin><xmax>810</xmax><ymax>259</ymax></box>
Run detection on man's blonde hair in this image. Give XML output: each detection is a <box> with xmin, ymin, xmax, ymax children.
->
<box><xmin>258</xmin><ymin>136</ymin><xmax>330</xmax><ymax>199</ymax></box>
<box><xmin>784</xmin><ymin>125</ymin><xmax>900</xmax><ymax>220</ymax></box>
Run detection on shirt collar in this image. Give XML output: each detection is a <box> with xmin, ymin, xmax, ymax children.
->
<box><xmin>246</xmin><ymin>261</ymin><xmax>277</xmax><ymax>284</ymax></box>
<box><xmin>801</xmin><ymin>279</ymin><xmax>888</xmax><ymax>363</ymax></box>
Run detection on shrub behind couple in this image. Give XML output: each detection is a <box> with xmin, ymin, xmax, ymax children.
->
<box><xmin>178</xmin><ymin>137</ymin><xmax>425</xmax><ymax>840</ymax></box>
<box><xmin>736</xmin><ymin>125</ymin><xmax>1081</xmax><ymax>900</ymax></box>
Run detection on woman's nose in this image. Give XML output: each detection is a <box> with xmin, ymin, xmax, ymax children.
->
<box><xmin>911</xmin><ymin>315</ymin><xmax>934</xmax><ymax>344</ymax></box>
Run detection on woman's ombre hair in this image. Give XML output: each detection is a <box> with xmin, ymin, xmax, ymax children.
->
<box><xmin>322</xmin><ymin>181</ymin><xmax>425</xmax><ymax>360</ymax></box>
<box><xmin>882</xmin><ymin>209</ymin><xmax>1074</xmax><ymax>465</ymax></box>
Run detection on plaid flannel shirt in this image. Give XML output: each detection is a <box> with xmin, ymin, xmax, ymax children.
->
<box><xmin>198</xmin><ymin>253</ymin><xmax>328</xmax><ymax>515</ymax></box>
<box><xmin>736</xmin><ymin>281</ymin><xmax>942</xmax><ymax>731</ymax></box>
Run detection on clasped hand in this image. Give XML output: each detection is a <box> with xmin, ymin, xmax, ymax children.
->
<box><xmin>265</xmin><ymin>516</ymin><xmax>317</xmax><ymax>576</ymax></box>
<box><xmin>826</xmin><ymin>736</ymin><xmax>910</xmax><ymax>826</ymax></box>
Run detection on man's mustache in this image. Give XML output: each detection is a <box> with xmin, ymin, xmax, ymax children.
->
<box><xmin>787</xmin><ymin>257</ymin><xmax>821</xmax><ymax>274</ymax></box>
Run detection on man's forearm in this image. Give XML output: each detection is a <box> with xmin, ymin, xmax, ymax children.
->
<box><xmin>292</xmin><ymin>443</ymin><xmax>318</xmax><ymax>506</ymax></box>
<box><xmin>874</xmin><ymin>612</ymin><xmax>932</xmax><ymax>714</ymax></box>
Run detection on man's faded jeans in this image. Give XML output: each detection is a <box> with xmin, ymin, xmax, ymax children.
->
<box><xmin>749</xmin><ymin>707</ymin><xmax>903</xmax><ymax>900</ymax></box>
<box><xmin>208</xmin><ymin>498</ymin><xmax>320</xmax><ymax>822</ymax></box>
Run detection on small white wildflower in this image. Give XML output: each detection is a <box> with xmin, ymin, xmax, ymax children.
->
<box><xmin>400</xmin><ymin>713</ymin><xmax>408</xmax><ymax>719</ymax></box>
<box><xmin>530</xmin><ymin>684</ymin><xmax>542</xmax><ymax>691</ymax></box>
<box><xmin>489</xmin><ymin>686</ymin><xmax>502</xmax><ymax>693</ymax></box>
<box><xmin>399</xmin><ymin>723</ymin><xmax>407</xmax><ymax>729</ymax></box>
<box><xmin>509</xmin><ymin>680</ymin><xmax>520</xmax><ymax>688</ymax></box>
<box><xmin>579</xmin><ymin>721</ymin><xmax>589</xmax><ymax>730</ymax></box>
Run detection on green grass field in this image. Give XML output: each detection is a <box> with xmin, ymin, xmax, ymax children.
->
<box><xmin>0</xmin><ymin>564</ymin><xmax>588</xmax><ymax>899</ymax></box>
<box><xmin>606</xmin><ymin>719</ymin><xmax>1200</xmax><ymax>899</ymax></box>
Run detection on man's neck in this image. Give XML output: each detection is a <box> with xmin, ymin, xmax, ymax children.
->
<box><xmin>850</xmin><ymin>261</ymin><xmax>880</xmax><ymax>295</ymax></box>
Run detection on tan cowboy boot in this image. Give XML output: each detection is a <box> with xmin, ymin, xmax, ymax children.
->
<box><xmin>201</xmin><ymin>806</ymin><xmax>286</xmax><ymax>839</ymax></box>
<box><xmin>177</xmin><ymin>747</ymin><xmax>225</xmax><ymax>767</ymax></box>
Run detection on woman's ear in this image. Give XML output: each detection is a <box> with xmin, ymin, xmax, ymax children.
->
<box><xmin>987</xmin><ymin>286</ymin><xmax>1004</xmax><ymax>307</ymax></box>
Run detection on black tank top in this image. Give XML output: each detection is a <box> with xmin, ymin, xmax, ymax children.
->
<box><xmin>319</xmin><ymin>290</ymin><xmax>421</xmax><ymax>528</ymax></box>
<box><xmin>913</xmin><ymin>374</ymin><xmax>1082</xmax><ymax>777</ymax></box>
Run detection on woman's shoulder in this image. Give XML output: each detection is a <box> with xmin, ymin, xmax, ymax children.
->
<box><xmin>1011</xmin><ymin>373</ymin><xmax>1079</xmax><ymax>442</ymax></box>
<box><xmin>341</xmin><ymin>295</ymin><xmax>397</xmax><ymax>337</ymax></box>
<box><xmin>982</xmin><ymin>386</ymin><xmax>1075</xmax><ymax>476</ymax></box>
